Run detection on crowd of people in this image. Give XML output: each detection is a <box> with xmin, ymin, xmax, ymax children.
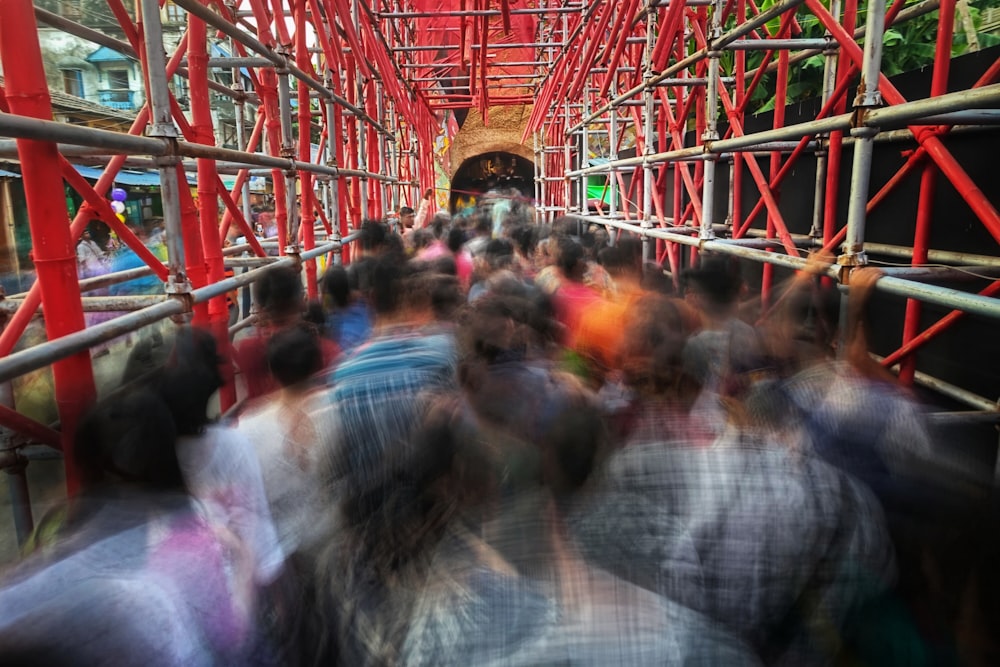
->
<box><xmin>1</xmin><ymin>199</ymin><xmax>998</xmax><ymax>666</ymax></box>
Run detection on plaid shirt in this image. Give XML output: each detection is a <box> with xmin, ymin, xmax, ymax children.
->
<box><xmin>322</xmin><ymin>329</ymin><xmax>458</xmax><ymax>491</ymax></box>
<box><xmin>570</xmin><ymin>437</ymin><xmax>896</xmax><ymax>664</ymax></box>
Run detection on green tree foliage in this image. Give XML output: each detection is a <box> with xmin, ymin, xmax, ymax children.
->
<box><xmin>714</xmin><ymin>0</ymin><xmax>1000</xmax><ymax>113</ymax></box>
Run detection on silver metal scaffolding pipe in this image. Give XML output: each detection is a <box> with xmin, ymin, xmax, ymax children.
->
<box><xmin>727</xmin><ymin>38</ymin><xmax>832</xmax><ymax>50</ymax></box>
<box><xmin>0</xmin><ymin>113</ymin><xmax>398</xmax><ymax>182</ymax></box>
<box><xmin>0</xmin><ymin>295</ymin><xmax>169</xmax><ymax>314</ymax></box>
<box><xmin>842</xmin><ymin>0</ymin><xmax>887</xmax><ymax>267</ymax></box>
<box><xmin>0</xmin><ymin>238</ymin><xmax>344</xmax><ymax>387</ymax></box>
<box><xmin>571</xmin><ymin>213</ymin><xmax>1000</xmax><ymax>320</ymax></box>
<box><xmin>566</xmin><ymin>83</ymin><xmax>1000</xmax><ymax>178</ymax></box>
<box><xmin>701</xmin><ymin>0</ymin><xmax>724</xmax><ymax>241</ymax></box>
<box><xmin>169</xmin><ymin>0</ymin><xmax>390</xmax><ymax>137</ymax></box>
<box><xmin>567</xmin><ymin>0</ymin><xmax>809</xmax><ymax>135</ymax></box>
<box><xmin>874</xmin><ymin>353</ymin><xmax>1000</xmax><ymax>412</ymax></box>
<box><xmin>731</xmin><ymin>227</ymin><xmax>1000</xmax><ymax>267</ymax></box>
<box><xmin>139</xmin><ymin>0</ymin><xmax>186</xmax><ymax>283</ymax></box>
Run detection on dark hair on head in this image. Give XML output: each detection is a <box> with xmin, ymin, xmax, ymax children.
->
<box><xmin>254</xmin><ymin>265</ymin><xmax>304</xmax><ymax>320</ymax></box>
<box><xmin>446</xmin><ymin>226</ymin><xmax>466</xmax><ymax>254</ymax></box>
<box><xmin>430</xmin><ymin>213</ymin><xmax>450</xmax><ymax>239</ymax></box>
<box><xmin>399</xmin><ymin>206</ymin><xmax>415</xmax><ymax>216</ymax></box>
<box><xmin>552</xmin><ymin>216</ymin><xmax>582</xmax><ymax>238</ymax></box>
<box><xmin>155</xmin><ymin>326</ymin><xmax>224</xmax><ymax>436</ymax></box>
<box><xmin>323</xmin><ymin>265</ymin><xmax>351</xmax><ymax>309</ymax></box>
<box><xmin>359</xmin><ymin>219</ymin><xmax>389</xmax><ymax>251</ymax></box>
<box><xmin>556</xmin><ymin>236</ymin><xmax>586</xmax><ymax>279</ymax></box>
<box><xmin>618</xmin><ymin>236</ymin><xmax>644</xmax><ymax>267</ymax></box>
<box><xmin>598</xmin><ymin>246</ymin><xmax>626</xmax><ymax>271</ymax></box>
<box><xmin>542</xmin><ymin>395</ymin><xmax>607</xmax><ymax>501</ymax></box>
<box><xmin>484</xmin><ymin>238</ymin><xmax>515</xmax><ymax>271</ymax></box>
<box><xmin>641</xmin><ymin>263</ymin><xmax>675</xmax><ymax>295</ymax></box>
<box><xmin>429</xmin><ymin>273</ymin><xmax>462</xmax><ymax>322</ymax></box>
<box><xmin>412</xmin><ymin>228</ymin><xmax>433</xmax><ymax>251</ymax></box>
<box><xmin>73</xmin><ymin>388</ymin><xmax>183</xmax><ymax>492</ymax></box>
<box><xmin>267</xmin><ymin>323</ymin><xmax>324</xmax><ymax>388</ymax></box>
<box><xmin>429</xmin><ymin>255</ymin><xmax>457</xmax><ymax>277</ymax></box>
<box><xmin>620</xmin><ymin>294</ymin><xmax>690</xmax><ymax>396</ymax></box>
<box><xmin>304</xmin><ymin>298</ymin><xmax>327</xmax><ymax>335</ymax></box>
<box><xmin>370</xmin><ymin>255</ymin><xmax>405</xmax><ymax>316</ymax></box>
<box><xmin>683</xmin><ymin>255</ymin><xmax>744</xmax><ymax>309</ymax></box>
<box><xmin>509</xmin><ymin>225</ymin><xmax>536</xmax><ymax>257</ymax></box>
<box><xmin>473</xmin><ymin>211</ymin><xmax>492</xmax><ymax>235</ymax></box>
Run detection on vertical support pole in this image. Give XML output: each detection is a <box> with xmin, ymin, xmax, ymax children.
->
<box><xmin>811</xmin><ymin>0</ymin><xmax>840</xmax><ymax>238</ymax></box>
<box><xmin>701</xmin><ymin>0</ymin><xmax>722</xmax><ymax>241</ymax></box>
<box><xmin>276</xmin><ymin>65</ymin><xmax>298</xmax><ymax>251</ymax></box>
<box><xmin>140</xmin><ymin>0</ymin><xmax>186</xmax><ymax>282</ymax></box>
<box><xmin>641</xmin><ymin>1</ymin><xmax>656</xmax><ymax>261</ymax></box>
<box><xmin>533</xmin><ymin>130</ymin><xmax>542</xmax><ymax>222</ymax></box>
<box><xmin>899</xmin><ymin>0</ymin><xmax>956</xmax><ymax>384</ymax></box>
<box><xmin>0</xmin><ymin>0</ymin><xmax>97</xmax><ymax>492</ymax></box>
<box><xmin>840</xmin><ymin>0</ymin><xmax>885</xmax><ymax>269</ymax></box>
<box><xmin>838</xmin><ymin>0</ymin><xmax>885</xmax><ymax>352</ymax></box>
<box><xmin>6</xmin><ymin>454</ymin><xmax>33</xmax><ymax>545</ymax></box>
<box><xmin>609</xmin><ymin>81</ymin><xmax>620</xmax><ymax>222</ymax></box>
<box><xmin>293</xmin><ymin>0</ymin><xmax>315</xmax><ymax>297</ymax></box>
<box><xmin>188</xmin><ymin>4</ymin><xmax>233</xmax><ymax>408</ymax></box>
<box><xmin>825</xmin><ymin>0</ymin><xmax>858</xmax><ymax>245</ymax></box>
<box><xmin>731</xmin><ymin>0</ymin><xmax>746</xmax><ymax>239</ymax></box>
<box><xmin>325</xmin><ymin>86</ymin><xmax>342</xmax><ymax>265</ymax></box>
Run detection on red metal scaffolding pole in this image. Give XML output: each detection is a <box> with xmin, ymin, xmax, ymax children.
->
<box><xmin>0</xmin><ymin>0</ymin><xmax>97</xmax><ymax>491</ymax></box>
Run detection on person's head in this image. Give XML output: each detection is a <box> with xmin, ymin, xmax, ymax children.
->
<box><xmin>73</xmin><ymin>388</ymin><xmax>183</xmax><ymax>492</ymax></box>
<box><xmin>322</xmin><ymin>265</ymin><xmax>352</xmax><ymax>310</ymax></box>
<box><xmin>430</xmin><ymin>212</ymin><xmax>450</xmax><ymax>240</ymax></box>
<box><xmin>267</xmin><ymin>323</ymin><xmax>324</xmax><ymax>389</ymax></box>
<box><xmin>556</xmin><ymin>236</ymin><xmax>587</xmax><ymax>282</ymax></box>
<box><xmin>255</xmin><ymin>265</ymin><xmax>305</xmax><ymax>326</ymax></box>
<box><xmin>155</xmin><ymin>326</ymin><xmax>225</xmax><ymax>436</ymax></box>
<box><xmin>483</xmin><ymin>238</ymin><xmax>515</xmax><ymax>273</ymax></box>
<box><xmin>682</xmin><ymin>255</ymin><xmax>744</xmax><ymax>319</ymax></box>
<box><xmin>359</xmin><ymin>219</ymin><xmax>390</xmax><ymax>255</ymax></box>
<box><xmin>399</xmin><ymin>206</ymin><xmax>415</xmax><ymax>229</ymax></box>
<box><xmin>446</xmin><ymin>226</ymin><xmax>466</xmax><ymax>255</ymax></box>
<box><xmin>619</xmin><ymin>294</ymin><xmax>692</xmax><ymax>400</ymax></box>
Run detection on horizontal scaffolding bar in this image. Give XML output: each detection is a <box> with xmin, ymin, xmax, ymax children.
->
<box><xmin>570</xmin><ymin>214</ymin><xmax>1000</xmax><ymax>322</ymax></box>
<box><xmin>567</xmin><ymin>84</ymin><xmax>1000</xmax><ymax>175</ymax></box>
<box><xmin>0</xmin><ymin>114</ymin><xmax>397</xmax><ymax>182</ymax></box>
<box><xmin>169</xmin><ymin>0</ymin><xmax>391</xmax><ymax>137</ymax></box>
<box><xmin>377</xmin><ymin>5</ymin><xmax>583</xmax><ymax>18</ymax></box>
<box><xmin>727</xmin><ymin>38</ymin><xmax>832</xmax><ymax>50</ymax></box>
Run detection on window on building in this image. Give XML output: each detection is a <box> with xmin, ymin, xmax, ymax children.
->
<box><xmin>62</xmin><ymin>69</ymin><xmax>84</xmax><ymax>98</ymax></box>
<box><xmin>107</xmin><ymin>69</ymin><xmax>129</xmax><ymax>90</ymax></box>
<box><xmin>164</xmin><ymin>1</ymin><xmax>185</xmax><ymax>23</ymax></box>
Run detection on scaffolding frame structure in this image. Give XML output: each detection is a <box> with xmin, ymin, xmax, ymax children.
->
<box><xmin>0</xmin><ymin>0</ymin><xmax>999</xmax><ymax>538</ymax></box>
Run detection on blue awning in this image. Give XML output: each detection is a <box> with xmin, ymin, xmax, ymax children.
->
<box><xmin>72</xmin><ymin>165</ymin><xmax>161</xmax><ymax>186</ymax></box>
<box><xmin>0</xmin><ymin>169</ymin><xmax>20</xmax><ymax>178</ymax></box>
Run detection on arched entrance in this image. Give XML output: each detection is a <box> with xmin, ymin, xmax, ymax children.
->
<box><xmin>449</xmin><ymin>151</ymin><xmax>534</xmax><ymax>214</ymax></box>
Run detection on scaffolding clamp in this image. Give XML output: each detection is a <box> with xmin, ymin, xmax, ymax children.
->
<box><xmin>164</xmin><ymin>274</ymin><xmax>195</xmax><ymax>322</ymax></box>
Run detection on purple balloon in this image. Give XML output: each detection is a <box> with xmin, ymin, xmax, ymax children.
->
<box><xmin>111</xmin><ymin>188</ymin><xmax>127</xmax><ymax>202</ymax></box>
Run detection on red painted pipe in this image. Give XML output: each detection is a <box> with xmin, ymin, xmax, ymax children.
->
<box><xmin>899</xmin><ymin>0</ymin><xmax>956</xmax><ymax>384</ymax></box>
<box><xmin>0</xmin><ymin>0</ymin><xmax>97</xmax><ymax>492</ymax></box>
<box><xmin>295</xmin><ymin>0</ymin><xmax>318</xmax><ymax>299</ymax></box>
